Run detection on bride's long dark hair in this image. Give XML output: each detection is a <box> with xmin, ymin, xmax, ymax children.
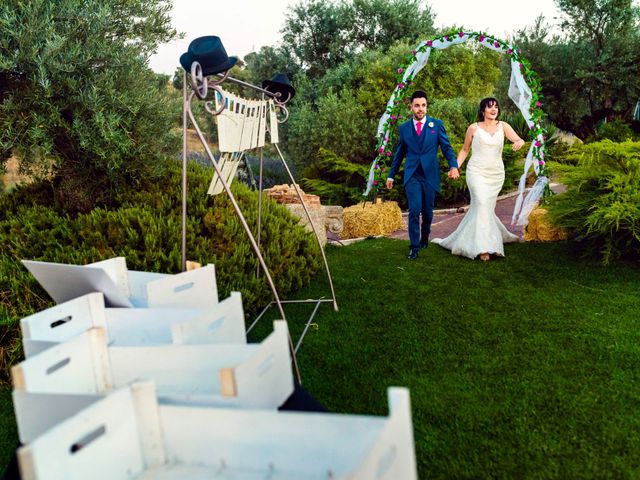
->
<box><xmin>477</xmin><ymin>97</ymin><xmax>500</xmax><ymax>121</ymax></box>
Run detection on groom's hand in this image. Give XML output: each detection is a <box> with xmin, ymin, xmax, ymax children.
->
<box><xmin>386</xmin><ymin>179</ymin><xmax>394</xmax><ymax>189</ymax></box>
<box><xmin>448</xmin><ymin>167</ymin><xmax>460</xmax><ymax>180</ymax></box>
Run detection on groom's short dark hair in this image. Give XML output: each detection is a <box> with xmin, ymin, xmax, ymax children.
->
<box><xmin>410</xmin><ymin>90</ymin><xmax>428</xmax><ymax>103</ymax></box>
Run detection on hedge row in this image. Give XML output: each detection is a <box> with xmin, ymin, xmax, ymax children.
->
<box><xmin>0</xmin><ymin>161</ymin><xmax>321</xmax><ymax>382</ymax></box>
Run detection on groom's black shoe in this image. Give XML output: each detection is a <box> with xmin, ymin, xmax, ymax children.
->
<box><xmin>419</xmin><ymin>242</ymin><xmax>429</xmax><ymax>249</ymax></box>
<box><xmin>407</xmin><ymin>248</ymin><xmax>419</xmax><ymax>260</ymax></box>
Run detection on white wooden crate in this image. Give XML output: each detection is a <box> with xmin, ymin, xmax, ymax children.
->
<box><xmin>13</xmin><ymin>322</ymin><xmax>294</xmax><ymax>442</ymax></box>
<box><xmin>18</xmin><ymin>382</ymin><xmax>417</xmax><ymax>480</ymax></box>
<box><xmin>21</xmin><ymin>257</ymin><xmax>218</xmax><ymax>308</ymax></box>
<box><xmin>20</xmin><ymin>291</ymin><xmax>246</xmax><ymax>357</ymax></box>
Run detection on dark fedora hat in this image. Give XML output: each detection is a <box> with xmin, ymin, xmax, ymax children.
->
<box><xmin>262</xmin><ymin>73</ymin><xmax>296</xmax><ymax>103</ymax></box>
<box><xmin>180</xmin><ymin>36</ymin><xmax>238</xmax><ymax>76</ymax></box>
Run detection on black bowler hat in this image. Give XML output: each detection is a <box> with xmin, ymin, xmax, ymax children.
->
<box><xmin>262</xmin><ymin>73</ymin><xmax>296</xmax><ymax>102</ymax></box>
<box><xmin>179</xmin><ymin>36</ymin><xmax>238</xmax><ymax>76</ymax></box>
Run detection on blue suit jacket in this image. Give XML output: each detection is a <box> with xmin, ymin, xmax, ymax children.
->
<box><xmin>387</xmin><ymin>117</ymin><xmax>458</xmax><ymax>192</ymax></box>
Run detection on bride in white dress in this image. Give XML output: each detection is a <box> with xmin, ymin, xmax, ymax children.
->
<box><xmin>432</xmin><ymin>98</ymin><xmax>525</xmax><ymax>261</ymax></box>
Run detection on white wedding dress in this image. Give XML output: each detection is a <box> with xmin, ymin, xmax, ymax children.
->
<box><xmin>432</xmin><ymin>122</ymin><xmax>521</xmax><ymax>259</ymax></box>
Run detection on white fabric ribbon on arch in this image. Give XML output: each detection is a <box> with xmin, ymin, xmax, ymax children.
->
<box><xmin>365</xmin><ymin>33</ymin><xmax>544</xmax><ymax>225</ymax></box>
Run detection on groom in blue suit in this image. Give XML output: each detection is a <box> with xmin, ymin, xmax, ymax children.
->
<box><xmin>386</xmin><ymin>91</ymin><xmax>459</xmax><ymax>259</ymax></box>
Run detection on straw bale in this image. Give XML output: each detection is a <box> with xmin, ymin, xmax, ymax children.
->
<box><xmin>341</xmin><ymin>201</ymin><xmax>404</xmax><ymax>239</ymax></box>
<box><xmin>523</xmin><ymin>207</ymin><xmax>569</xmax><ymax>242</ymax></box>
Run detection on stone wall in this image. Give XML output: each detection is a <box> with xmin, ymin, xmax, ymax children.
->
<box><xmin>265</xmin><ymin>184</ymin><xmax>343</xmax><ymax>246</ymax></box>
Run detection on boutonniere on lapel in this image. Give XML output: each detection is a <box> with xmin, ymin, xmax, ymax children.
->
<box><xmin>428</xmin><ymin>121</ymin><xmax>434</xmax><ymax>128</ymax></box>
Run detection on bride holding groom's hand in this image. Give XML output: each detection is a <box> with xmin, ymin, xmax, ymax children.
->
<box><xmin>433</xmin><ymin>97</ymin><xmax>524</xmax><ymax>261</ymax></box>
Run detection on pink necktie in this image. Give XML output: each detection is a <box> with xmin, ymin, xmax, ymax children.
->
<box><xmin>416</xmin><ymin>121</ymin><xmax>422</xmax><ymax>136</ymax></box>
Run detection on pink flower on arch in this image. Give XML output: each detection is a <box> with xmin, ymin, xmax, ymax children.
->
<box><xmin>479</xmin><ymin>35</ymin><xmax>485</xmax><ymax>42</ymax></box>
<box><xmin>397</xmin><ymin>67</ymin><xmax>403</xmax><ymax>74</ymax></box>
<box><xmin>536</xmin><ymin>101</ymin><xmax>542</xmax><ymax>107</ymax></box>
<box><xmin>374</xmin><ymin>181</ymin><xmax>379</xmax><ymax>185</ymax></box>
<box><xmin>459</xmin><ymin>31</ymin><xmax>465</xmax><ymax>38</ymax></box>
<box><xmin>538</xmin><ymin>160</ymin><xmax>545</xmax><ymax>166</ymax></box>
<box><xmin>427</xmin><ymin>40</ymin><xmax>433</xmax><ymax>47</ymax></box>
<box><xmin>386</xmin><ymin>151</ymin><xmax>391</xmax><ymax>157</ymax></box>
<box><xmin>378</xmin><ymin>147</ymin><xmax>384</xmax><ymax>154</ymax></box>
<box><xmin>494</xmin><ymin>41</ymin><xmax>500</xmax><ymax>48</ymax></box>
<box><xmin>445</xmin><ymin>36</ymin><xmax>450</xmax><ymax>42</ymax></box>
<box><xmin>507</xmin><ymin>48</ymin><xmax>512</xmax><ymax>55</ymax></box>
<box><xmin>534</xmin><ymin>141</ymin><xmax>542</xmax><ymax>147</ymax></box>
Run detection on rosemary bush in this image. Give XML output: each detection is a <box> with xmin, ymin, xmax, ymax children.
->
<box><xmin>546</xmin><ymin>140</ymin><xmax>640</xmax><ymax>263</ymax></box>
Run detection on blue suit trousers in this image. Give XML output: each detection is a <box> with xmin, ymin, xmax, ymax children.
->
<box><xmin>405</xmin><ymin>170</ymin><xmax>436</xmax><ymax>250</ymax></box>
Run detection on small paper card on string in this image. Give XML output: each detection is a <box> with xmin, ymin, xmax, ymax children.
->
<box><xmin>220</xmin><ymin>93</ymin><xmax>245</xmax><ymax>153</ymax></box>
<box><xmin>250</xmin><ymin>100</ymin><xmax>261</xmax><ymax>149</ymax></box>
<box><xmin>268</xmin><ymin>100</ymin><xmax>279</xmax><ymax>144</ymax></box>
<box><xmin>257</xmin><ymin>101</ymin><xmax>267</xmax><ymax>148</ymax></box>
<box><xmin>239</xmin><ymin>100</ymin><xmax>253</xmax><ymax>152</ymax></box>
<box><xmin>207</xmin><ymin>152</ymin><xmax>243</xmax><ymax>196</ymax></box>
<box><xmin>229</xmin><ymin>95</ymin><xmax>245</xmax><ymax>152</ymax></box>
<box><xmin>215</xmin><ymin>90</ymin><xmax>233</xmax><ymax>153</ymax></box>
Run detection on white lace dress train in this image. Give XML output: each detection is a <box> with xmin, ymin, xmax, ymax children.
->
<box><xmin>432</xmin><ymin>123</ymin><xmax>520</xmax><ymax>259</ymax></box>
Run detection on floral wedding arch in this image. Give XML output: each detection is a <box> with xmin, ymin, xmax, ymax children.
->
<box><xmin>364</xmin><ymin>30</ymin><xmax>549</xmax><ymax>224</ymax></box>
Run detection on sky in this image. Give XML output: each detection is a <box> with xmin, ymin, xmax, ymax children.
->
<box><xmin>149</xmin><ymin>0</ymin><xmax>561</xmax><ymax>75</ymax></box>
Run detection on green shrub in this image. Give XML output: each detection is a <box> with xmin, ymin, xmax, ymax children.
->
<box><xmin>545</xmin><ymin>141</ymin><xmax>576</xmax><ymax>167</ymax></box>
<box><xmin>437</xmin><ymin>142</ymin><xmax>469</xmax><ymax>206</ymax></box>
<box><xmin>301</xmin><ymin>148</ymin><xmax>370</xmax><ymax>206</ymax></box>
<box><xmin>594</xmin><ymin>119</ymin><xmax>635</xmax><ymax>143</ymax></box>
<box><xmin>546</xmin><ymin>140</ymin><xmax>640</xmax><ymax>264</ymax></box>
<box><xmin>428</xmin><ymin>97</ymin><xmax>477</xmax><ymax>143</ymax></box>
<box><xmin>500</xmin><ymin>112</ymin><xmax>534</xmax><ymax>141</ymax></box>
<box><xmin>0</xmin><ymin>161</ymin><xmax>321</xmax><ymax>383</ymax></box>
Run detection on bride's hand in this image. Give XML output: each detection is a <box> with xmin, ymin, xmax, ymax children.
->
<box><xmin>512</xmin><ymin>139</ymin><xmax>525</xmax><ymax>151</ymax></box>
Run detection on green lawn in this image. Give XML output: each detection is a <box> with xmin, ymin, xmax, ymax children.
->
<box><xmin>2</xmin><ymin>238</ymin><xmax>639</xmax><ymax>478</ymax></box>
<box><xmin>0</xmin><ymin>387</ymin><xmax>17</xmax><ymax>473</ymax></box>
<box><xmin>252</xmin><ymin>238</ymin><xmax>640</xmax><ymax>479</ymax></box>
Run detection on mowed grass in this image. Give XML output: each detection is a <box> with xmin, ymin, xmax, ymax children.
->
<box><xmin>252</xmin><ymin>238</ymin><xmax>640</xmax><ymax>479</ymax></box>
<box><xmin>0</xmin><ymin>387</ymin><xmax>17</xmax><ymax>472</ymax></box>
<box><xmin>1</xmin><ymin>238</ymin><xmax>638</xmax><ymax>477</ymax></box>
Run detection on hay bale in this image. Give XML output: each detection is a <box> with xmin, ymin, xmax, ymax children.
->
<box><xmin>341</xmin><ymin>201</ymin><xmax>404</xmax><ymax>239</ymax></box>
<box><xmin>523</xmin><ymin>207</ymin><xmax>569</xmax><ymax>242</ymax></box>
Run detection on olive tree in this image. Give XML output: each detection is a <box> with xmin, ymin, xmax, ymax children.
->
<box><xmin>0</xmin><ymin>0</ymin><xmax>180</xmax><ymax>211</ymax></box>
